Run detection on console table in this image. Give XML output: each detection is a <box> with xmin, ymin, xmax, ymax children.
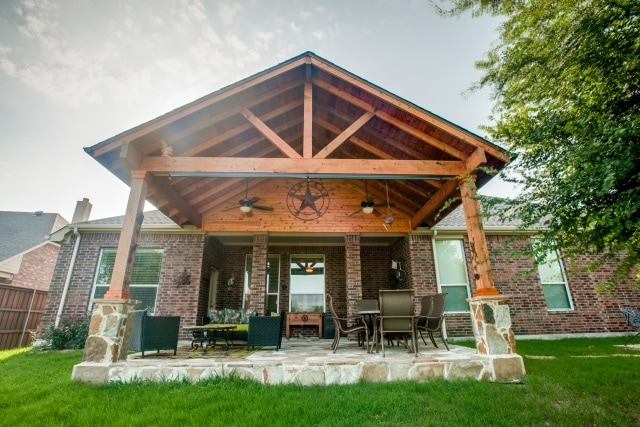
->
<box><xmin>286</xmin><ymin>312</ymin><xmax>322</xmax><ymax>338</ymax></box>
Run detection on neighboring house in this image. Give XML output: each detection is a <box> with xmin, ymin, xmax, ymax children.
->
<box><xmin>0</xmin><ymin>210</ymin><xmax>69</xmax><ymax>290</ymax></box>
<box><xmin>0</xmin><ymin>203</ymin><xmax>79</xmax><ymax>349</ymax></box>
<box><xmin>41</xmin><ymin>204</ymin><xmax>638</xmax><ymax>339</ymax></box>
<box><xmin>39</xmin><ymin>52</ymin><xmax>638</xmax><ymax>344</ymax></box>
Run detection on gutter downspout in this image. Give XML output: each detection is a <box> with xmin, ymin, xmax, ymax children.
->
<box><xmin>55</xmin><ymin>228</ymin><xmax>81</xmax><ymax>328</ymax></box>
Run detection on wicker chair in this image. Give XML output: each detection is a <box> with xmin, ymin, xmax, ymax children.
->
<box><xmin>247</xmin><ymin>311</ymin><xmax>285</xmax><ymax>350</ymax></box>
<box><xmin>128</xmin><ymin>310</ymin><xmax>181</xmax><ymax>357</ymax></box>
<box><xmin>376</xmin><ymin>290</ymin><xmax>417</xmax><ymax>357</ymax></box>
<box><xmin>619</xmin><ymin>305</ymin><xmax>640</xmax><ymax>345</ymax></box>
<box><xmin>327</xmin><ymin>294</ymin><xmax>369</xmax><ymax>353</ymax></box>
<box><xmin>415</xmin><ymin>293</ymin><xmax>450</xmax><ymax>351</ymax></box>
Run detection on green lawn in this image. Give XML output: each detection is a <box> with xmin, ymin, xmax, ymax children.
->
<box><xmin>1</xmin><ymin>338</ymin><xmax>639</xmax><ymax>426</ymax></box>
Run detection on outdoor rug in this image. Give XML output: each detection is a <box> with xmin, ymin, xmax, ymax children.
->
<box><xmin>130</xmin><ymin>345</ymin><xmax>262</xmax><ymax>360</ymax></box>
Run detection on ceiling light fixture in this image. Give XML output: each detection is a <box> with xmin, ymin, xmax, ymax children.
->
<box><xmin>361</xmin><ymin>200</ymin><xmax>375</xmax><ymax>214</ymax></box>
<box><xmin>305</xmin><ymin>266</ymin><xmax>314</xmax><ymax>273</ymax></box>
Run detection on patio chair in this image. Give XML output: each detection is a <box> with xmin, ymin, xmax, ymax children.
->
<box><xmin>415</xmin><ymin>293</ymin><xmax>450</xmax><ymax>351</ymax></box>
<box><xmin>376</xmin><ymin>289</ymin><xmax>417</xmax><ymax>357</ymax></box>
<box><xmin>327</xmin><ymin>294</ymin><xmax>370</xmax><ymax>353</ymax></box>
<box><xmin>619</xmin><ymin>305</ymin><xmax>640</xmax><ymax>345</ymax></box>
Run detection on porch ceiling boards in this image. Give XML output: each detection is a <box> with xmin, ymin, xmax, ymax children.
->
<box><xmin>85</xmin><ymin>52</ymin><xmax>510</xmax><ymax>231</ymax></box>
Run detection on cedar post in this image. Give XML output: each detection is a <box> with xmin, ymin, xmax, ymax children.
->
<box><xmin>104</xmin><ymin>170</ymin><xmax>148</xmax><ymax>300</ymax></box>
<box><xmin>459</xmin><ymin>175</ymin><xmax>499</xmax><ymax>297</ymax></box>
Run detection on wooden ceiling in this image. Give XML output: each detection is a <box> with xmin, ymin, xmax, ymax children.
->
<box><xmin>85</xmin><ymin>52</ymin><xmax>510</xmax><ymax>233</ymax></box>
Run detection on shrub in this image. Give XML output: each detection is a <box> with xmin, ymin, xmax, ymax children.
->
<box><xmin>41</xmin><ymin>317</ymin><xmax>90</xmax><ymax>350</ymax></box>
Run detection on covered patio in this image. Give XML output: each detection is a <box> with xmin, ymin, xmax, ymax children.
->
<box><xmin>74</xmin><ymin>52</ymin><xmax>524</xmax><ymax>383</ymax></box>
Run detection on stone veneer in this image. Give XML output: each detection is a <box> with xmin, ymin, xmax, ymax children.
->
<box><xmin>467</xmin><ymin>295</ymin><xmax>525</xmax><ymax>379</ymax></box>
<box><xmin>80</xmin><ymin>299</ymin><xmax>139</xmax><ymax>365</ymax></box>
<box><xmin>71</xmin><ymin>340</ymin><xmax>526</xmax><ymax>385</ymax></box>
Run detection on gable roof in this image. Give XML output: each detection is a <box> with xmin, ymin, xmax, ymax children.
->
<box><xmin>0</xmin><ymin>211</ymin><xmax>68</xmax><ymax>262</ymax></box>
<box><xmin>85</xmin><ymin>52</ymin><xmax>510</xmax><ymax>231</ymax></box>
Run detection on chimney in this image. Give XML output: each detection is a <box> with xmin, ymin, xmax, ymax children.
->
<box><xmin>71</xmin><ymin>198</ymin><xmax>92</xmax><ymax>223</ymax></box>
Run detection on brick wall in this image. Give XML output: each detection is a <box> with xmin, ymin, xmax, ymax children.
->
<box><xmin>40</xmin><ymin>232</ymin><xmax>206</xmax><ymax>339</ymax></box>
<box><xmin>11</xmin><ymin>243</ymin><xmax>60</xmax><ymax>291</ymax></box>
<box><xmin>42</xmin><ymin>229</ymin><xmax>640</xmax><ymax>341</ymax></box>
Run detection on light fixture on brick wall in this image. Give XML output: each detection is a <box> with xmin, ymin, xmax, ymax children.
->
<box><xmin>173</xmin><ymin>268</ymin><xmax>190</xmax><ymax>287</ymax></box>
<box><xmin>227</xmin><ymin>274</ymin><xmax>236</xmax><ymax>289</ymax></box>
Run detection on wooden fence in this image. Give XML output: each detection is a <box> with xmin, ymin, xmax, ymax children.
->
<box><xmin>0</xmin><ymin>284</ymin><xmax>48</xmax><ymax>350</ymax></box>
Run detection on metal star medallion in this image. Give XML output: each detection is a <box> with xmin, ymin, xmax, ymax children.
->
<box><xmin>287</xmin><ymin>179</ymin><xmax>330</xmax><ymax>221</ymax></box>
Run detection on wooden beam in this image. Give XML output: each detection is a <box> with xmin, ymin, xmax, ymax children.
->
<box><xmin>104</xmin><ymin>170</ymin><xmax>148</xmax><ymax>300</ymax></box>
<box><xmin>466</xmin><ymin>147</ymin><xmax>487</xmax><ymax>171</ymax></box>
<box><xmin>309</xmin><ymin>56</ymin><xmax>510</xmax><ymax>162</ymax></box>
<box><xmin>314</xmin><ymin>116</ymin><xmax>393</xmax><ymax>159</ymax></box>
<box><xmin>303</xmin><ymin>78</ymin><xmax>313</xmax><ymax>158</ymax></box>
<box><xmin>459</xmin><ymin>176</ymin><xmax>499</xmax><ymax>296</ymax></box>
<box><xmin>156</xmin><ymin>80</ymin><xmax>304</xmax><ymax>157</ymax></box>
<box><xmin>142</xmin><ymin>156</ymin><xmax>467</xmax><ymax>177</ymax></box>
<box><xmin>91</xmin><ymin>56</ymin><xmax>309</xmax><ymax>158</ymax></box>
<box><xmin>112</xmin><ymin>141</ymin><xmax>142</xmax><ymax>178</ymax></box>
<box><xmin>148</xmin><ymin>175</ymin><xmax>203</xmax><ymax>228</ymax></box>
<box><xmin>314</xmin><ymin>111</ymin><xmax>375</xmax><ymax>159</ymax></box>
<box><xmin>313</xmin><ymin>79</ymin><xmax>468</xmax><ymax>160</ymax></box>
<box><xmin>410</xmin><ymin>179</ymin><xmax>459</xmax><ymax>229</ymax></box>
<box><xmin>241</xmin><ymin>109</ymin><xmax>301</xmax><ymax>159</ymax></box>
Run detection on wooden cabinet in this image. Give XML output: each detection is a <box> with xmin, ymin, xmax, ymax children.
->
<box><xmin>286</xmin><ymin>312</ymin><xmax>323</xmax><ymax>338</ymax></box>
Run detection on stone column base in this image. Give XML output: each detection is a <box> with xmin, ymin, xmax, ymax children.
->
<box><xmin>468</xmin><ymin>295</ymin><xmax>518</xmax><ymax>355</ymax></box>
<box><xmin>80</xmin><ymin>299</ymin><xmax>140</xmax><ymax>364</ymax></box>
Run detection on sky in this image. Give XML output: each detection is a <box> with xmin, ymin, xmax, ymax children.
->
<box><xmin>0</xmin><ymin>0</ymin><xmax>518</xmax><ymax>222</ymax></box>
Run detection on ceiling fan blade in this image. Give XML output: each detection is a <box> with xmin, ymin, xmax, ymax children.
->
<box><xmin>252</xmin><ymin>205</ymin><xmax>274</xmax><ymax>211</ymax></box>
<box><xmin>372</xmin><ymin>208</ymin><xmax>382</xmax><ymax>217</ymax></box>
<box><xmin>248</xmin><ymin>196</ymin><xmax>261</xmax><ymax>204</ymax></box>
<box><xmin>348</xmin><ymin>208</ymin><xmax>363</xmax><ymax>217</ymax></box>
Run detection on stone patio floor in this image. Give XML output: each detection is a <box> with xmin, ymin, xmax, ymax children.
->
<box><xmin>72</xmin><ymin>337</ymin><xmax>526</xmax><ymax>385</ymax></box>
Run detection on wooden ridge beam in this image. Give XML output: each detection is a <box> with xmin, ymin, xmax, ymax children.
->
<box><xmin>142</xmin><ymin>156</ymin><xmax>466</xmax><ymax>177</ymax></box>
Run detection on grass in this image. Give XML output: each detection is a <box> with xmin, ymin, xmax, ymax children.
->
<box><xmin>1</xmin><ymin>338</ymin><xmax>639</xmax><ymax>426</ymax></box>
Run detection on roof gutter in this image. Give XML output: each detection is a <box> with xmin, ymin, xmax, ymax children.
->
<box><xmin>55</xmin><ymin>228</ymin><xmax>81</xmax><ymax>328</ymax></box>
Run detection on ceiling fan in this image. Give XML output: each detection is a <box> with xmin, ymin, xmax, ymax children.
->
<box><xmin>348</xmin><ymin>180</ymin><xmax>394</xmax><ymax>217</ymax></box>
<box><xmin>224</xmin><ymin>179</ymin><xmax>274</xmax><ymax>216</ymax></box>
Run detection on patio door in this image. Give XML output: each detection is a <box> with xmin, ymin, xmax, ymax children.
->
<box><xmin>289</xmin><ymin>254</ymin><xmax>325</xmax><ymax>312</ymax></box>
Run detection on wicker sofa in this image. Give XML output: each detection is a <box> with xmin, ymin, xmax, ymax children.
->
<box><xmin>129</xmin><ymin>310</ymin><xmax>180</xmax><ymax>357</ymax></box>
<box><xmin>205</xmin><ymin>308</ymin><xmax>284</xmax><ymax>350</ymax></box>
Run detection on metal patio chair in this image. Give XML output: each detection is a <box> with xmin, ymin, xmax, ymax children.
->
<box><xmin>376</xmin><ymin>289</ymin><xmax>417</xmax><ymax>357</ymax></box>
<box><xmin>619</xmin><ymin>305</ymin><xmax>640</xmax><ymax>345</ymax></box>
<box><xmin>415</xmin><ymin>293</ymin><xmax>450</xmax><ymax>351</ymax></box>
<box><xmin>327</xmin><ymin>294</ymin><xmax>370</xmax><ymax>353</ymax></box>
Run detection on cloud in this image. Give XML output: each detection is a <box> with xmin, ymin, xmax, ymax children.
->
<box><xmin>289</xmin><ymin>21</ymin><xmax>301</xmax><ymax>33</ymax></box>
<box><xmin>218</xmin><ymin>1</ymin><xmax>242</xmax><ymax>25</ymax></box>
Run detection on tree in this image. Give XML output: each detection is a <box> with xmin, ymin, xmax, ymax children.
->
<box><xmin>433</xmin><ymin>0</ymin><xmax>640</xmax><ymax>288</ymax></box>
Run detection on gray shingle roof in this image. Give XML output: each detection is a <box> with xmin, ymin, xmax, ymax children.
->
<box><xmin>74</xmin><ymin>210</ymin><xmax>177</xmax><ymax>227</ymax></box>
<box><xmin>0</xmin><ymin>211</ymin><xmax>67</xmax><ymax>261</ymax></box>
<box><xmin>435</xmin><ymin>198</ymin><xmax>523</xmax><ymax>228</ymax></box>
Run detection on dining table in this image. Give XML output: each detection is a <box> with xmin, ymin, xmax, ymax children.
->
<box><xmin>184</xmin><ymin>324</ymin><xmax>237</xmax><ymax>353</ymax></box>
<box><xmin>354</xmin><ymin>308</ymin><xmax>380</xmax><ymax>353</ymax></box>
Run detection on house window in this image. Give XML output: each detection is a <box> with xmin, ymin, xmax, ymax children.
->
<box><xmin>92</xmin><ymin>248</ymin><xmax>163</xmax><ymax>312</ymax></box>
<box><xmin>534</xmin><ymin>245</ymin><xmax>572</xmax><ymax>310</ymax></box>
<box><xmin>289</xmin><ymin>255</ymin><xmax>325</xmax><ymax>312</ymax></box>
<box><xmin>433</xmin><ymin>239</ymin><xmax>471</xmax><ymax>312</ymax></box>
<box><xmin>245</xmin><ymin>255</ymin><xmax>280</xmax><ymax>312</ymax></box>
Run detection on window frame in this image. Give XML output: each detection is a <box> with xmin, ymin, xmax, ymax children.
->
<box><xmin>532</xmin><ymin>241</ymin><xmax>574</xmax><ymax>311</ymax></box>
<box><xmin>244</xmin><ymin>254</ymin><xmax>281</xmax><ymax>312</ymax></box>
<box><xmin>289</xmin><ymin>254</ymin><xmax>325</xmax><ymax>313</ymax></box>
<box><xmin>90</xmin><ymin>247</ymin><xmax>164</xmax><ymax>313</ymax></box>
<box><xmin>432</xmin><ymin>238</ymin><xmax>472</xmax><ymax>313</ymax></box>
